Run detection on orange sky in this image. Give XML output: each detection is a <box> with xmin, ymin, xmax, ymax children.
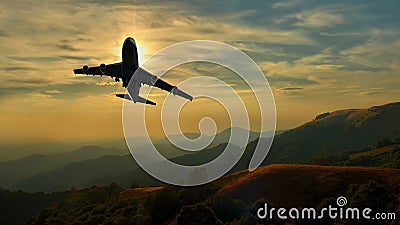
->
<box><xmin>0</xmin><ymin>0</ymin><xmax>399</xmax><ymax>147</ymax></box>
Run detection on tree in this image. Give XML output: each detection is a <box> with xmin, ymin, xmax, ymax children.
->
<box><xmin>335</xmin><ymin>181</ymin><xmax>397</xmax><ymax>225</ymax></box>
<box><xmin>209</xmin><ymin>193</ymin><xmax>247</xmax><ymax>222</ymax></box>
<box><xmin>176</xmin><ymin>204</ymin><xmax>223</xmax><ymax>225</ymax></box>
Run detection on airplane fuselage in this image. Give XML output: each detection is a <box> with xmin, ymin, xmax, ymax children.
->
<box><xmin>121</xmin><ymin>37</ymin><xmax>139</xmax><ymax>87</ymax></box>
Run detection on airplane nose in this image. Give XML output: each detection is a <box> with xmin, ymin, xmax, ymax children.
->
<box><xmin>125</xmin><ymin>37</ymin><xmax>136</xmax><ymax>47</ymax></box>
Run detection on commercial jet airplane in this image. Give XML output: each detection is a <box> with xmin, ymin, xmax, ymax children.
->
<box><xmin>73</xmin><ymin>37</ymin><xmax>193</xmax><ymax>105</ymax></box>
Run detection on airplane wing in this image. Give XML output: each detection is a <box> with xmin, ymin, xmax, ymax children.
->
<box><xmin>115</xmin><ymin>94</ymin><xmax>156</xmax><ymax>105</ymax></box>
<box><xmin>134</xmin><ymin>67</ymin><xmax>193</xmax><ymax>101</ymax></box>
<box><xmin>73</xmin><ymin>62</ymin><xmax>123</xmax><ymax>78</ymax></box>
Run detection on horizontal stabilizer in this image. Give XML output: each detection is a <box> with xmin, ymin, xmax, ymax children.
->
<box><xmin>116</xmin><ymin>93</ymin><xmax>131</xmax><ymax>100</ymax></box>
<box><xmin>116</xmin><ymin>94</ymin><xmax>156</xmax><ymax>105</ymax></box>
<box><xmin>171</xmin><ymin>87</ymin><xmax>193</xmax><ymax>101</ymax></box>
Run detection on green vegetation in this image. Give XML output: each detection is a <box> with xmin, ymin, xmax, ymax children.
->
<box><xmin>4</xmin><ymin>164</ymin><xmax>395</xmax><ymax>225</ymax></box>
<box><xmin>0</xmin><ymin>189</ymin><xmax>75</xmax><ymax>225</ymax></box>
<box><xmin>326</xmin><ymin>137</ymin><xmax>400</xmax><ymax>168</ymax></box>
<box><xmin>23</xmin><ymin>183</ymin><xmax>220</xmax><ymax>225</ymax></box>
<box><xmin>317</xmin><ymin>181</ymin><xmax>399</xmax><ymax>225</ymax></box>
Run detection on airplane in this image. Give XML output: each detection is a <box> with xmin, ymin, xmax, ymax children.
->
<box><xmin>73</xmin><ymin>37</ymin><xmax>193</xmax><ymax>105</ymax></box>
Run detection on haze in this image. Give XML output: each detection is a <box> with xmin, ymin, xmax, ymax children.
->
<box><xmin>0</xmin><ymin>0</ymin><xmax>399</xmax><ymax>160</ymax></box>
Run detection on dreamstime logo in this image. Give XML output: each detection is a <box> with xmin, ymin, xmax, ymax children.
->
<box><xmin>337</xmin><ymin>196</ymin><xmax>347</xmax><ymax>207</ymax></box>
<box><xmin>122</xmin><ymin>40</ymin><xmax>276</xmax><ymax>186</ymax></box>
<box><xmin>257</xmin><ymin>196</ymin><xmax>397</xmax><ymax>221</ymax></box>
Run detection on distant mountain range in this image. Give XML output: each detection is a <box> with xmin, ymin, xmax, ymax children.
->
<box><xmin>10</xmin><ymin>142</ymin><xmax>242</xmax><ymax>192</ymax></box>
<box><xmin>0</xmin><ymin>145</ymin><xmax>127</xmax><ymax>188</ymax></box>
<box><xmin>128</xmin><ymin>127</ymin><xmax>283</xmax><ymax>159</ymax></box>
<box><xmin>1</xmin><ymin>128</ymin><xmax>278</xmax><ymax>192</ymax></box>
<box><xmin>1</xmin><ymin>102</ymin><xmax>399</xmax><ymax>192</ymax></box>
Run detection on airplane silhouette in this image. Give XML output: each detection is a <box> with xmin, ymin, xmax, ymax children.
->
<box><xmin>73</xmin><ymin>37</ymin><xmax>192</xmax><ymax>105</ymax></box>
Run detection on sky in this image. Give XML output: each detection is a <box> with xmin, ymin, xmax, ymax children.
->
<box><xmin>0</xmin><ymin>0</ymin><xmax>399</xmax><ymax>158</ymax></box>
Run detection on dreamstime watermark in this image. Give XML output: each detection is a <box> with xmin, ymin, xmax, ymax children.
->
<box><xmin>122</xmin><ymin>40</ymin><xmax>276</xmax><ymax>186</ymax></box>
<box><xmin>257</xmin><ymin>196</ymin><xmax>397</xmax><ymax>221</ymax></box>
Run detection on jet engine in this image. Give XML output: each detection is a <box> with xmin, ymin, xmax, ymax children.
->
<box><xmin>100</xmin><ymin>63</ymin><xmax>106</xmax><ymax>74</ymax></box>
<box><xmin>171</xmin><ymin>86</ymin><xmax>178</xmax><ymax>95</ymax></box>
<box><xmin>82</xmin><ymin>65</ymin><xmax>89</xmax><ymax>74</ymax></box>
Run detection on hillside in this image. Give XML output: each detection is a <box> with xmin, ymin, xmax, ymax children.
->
<box><xmin>265</xmin><ymin>102</ymin><xmax>400</xmax><ymax>163</ymax></box>
<box><xmin>324</xmin><ymin>137</ymin><xmax>400</xmax><ymax>167</ymax></box>
<box><xmin>219</xmin><ymin>164</ymin><xmax>400</xmax><ymax>206</ymax></box>
<box><xmin>0</xmin><ymin>189</ymin><xmax>76</xmax><ymax>225</ymax></box>
<box><xmin>22</xmin><ymin>164</ymin><xmax>400</xmax><ymax>225</ymax></box>
<box><xmin>0</xmin><ymin>145</ymin><xmax>127</xmax><ymax>188</ymax></box>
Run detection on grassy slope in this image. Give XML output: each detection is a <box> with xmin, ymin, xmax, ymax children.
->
<box><xmin>218</xmin><ymin>164</ymin><xmax>400</xmax><ymax>207</ymax></box>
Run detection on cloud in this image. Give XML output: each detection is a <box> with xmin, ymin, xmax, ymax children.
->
<box><xmin>314</xmin><ymin>64</ymin><xmax>345</xmax><ymax>70</ymax></box>
<box><xmin>260</xmin><ymin>61</ymin><xmax>321</xmax><ymax>84</ymax></box>
<box><xmin>271</xmin><ymin>1</ymin><xmax>300</xmax><ymax>9</ymax></box>
<box><xmin>337</xmin><ymin>87</ymin><xmax>385</xmax><ymax>96</ymax></box>
<box><xmin>0</xmin><ymin>0</ymin><xmax>399</xmax><ymax>142</ymax></box>
<box><xmin>77</xmin><ymin>38</ymin><xmax>93</xmax><ymax>42</ymax></box>
<box><xmin>276</xmin><ymin>86</ymin><xmax>305</xmax><ymax>96</ymax></box>
<box><xmin>96</xmin><ymin>81</ymin><xmax>119</xmax><ymax>86</ymax></box>
<box><xmin>56</xmin><ymin>43</ymin><xmax>80</xmax><ymax>51</ymax></box>
<box><xmin>279</xmin><ymin>87</ymin><xmax>304</xmax><ymax>91</ymax></box>
<box><xmin>59</xmin><ymin>55</ymin><xmax>94</xmax><ymax>61</ymax></box>
<box><xmin>0</xmin><ymin>28</ymin><xmax>8</xmax><ymax>37</ymax></box>
<box><xmin>55</xmin><ymin>39</ymin><xmax>81</xmax><ymax>51</ymax></box>
<box><xmin>2</xmin><ymin>66</ymin><xmax>37</xmax><ymax>71</ymax></box>
<box><xmin>295</xmin><ymin>10</ymin><xmax>344</xmax><ymax>28</ymax></box>
<box><xmin>268</xmin><ymin>75</ymin><xmax>318</xmax><ymax>86</ymax></box>
<box><xmin>44</xmin><ymin>90</ymin><xmax>62</xmax><ymax>94</ymax></box>
<box><xmin>340</xmin><ymin>29</ymin><xmax>400</xmax><ymax>70</ymax></box>
<box><xmin>277</xmin><ymin>8</ymin><xmax>345</xmax><ymax>28</ymax></box>
<box><xmin>6</xmin><ymin>77</ymin><xmax>50</xmax><ymax>86</ymax></box>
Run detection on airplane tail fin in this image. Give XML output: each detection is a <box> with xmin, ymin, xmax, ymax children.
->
<box><xmin>116</xmin><ymin>94</ymin><xmax>156</xmax><ymax>105</ymax></box>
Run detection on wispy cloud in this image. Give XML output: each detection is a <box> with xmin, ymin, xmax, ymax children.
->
<box><xmin>56</xmin><ymin>43</ymin><xmax>81</xmax><ymax>52</ymax></box>
<box><xmin>2</xmin><ymin>66</ymin><xmax>37</xmax><ymax>71</ymax></box>
<box><xmin>44</xmin><ymin>90</ymin><xmax>62</xmax><ymax>94</ymax></box>
<box><xmin>279</xmin><ymin>87</ymin><xmax>304</xmax><ymax>91</ymax></box>
<box><xmin>0</xmin><ymin>0</ymin><xmax>399</xmax><ymax>142</ymax></box>
<box><xmin>340</xmin><ymin>29</ymin><xmax>400</xmax><ymax>70</ymax></box>
<box><xmin>291</xmin><ymin>9</ymin><xmax>344</xmax><ymax>28</ymax></box>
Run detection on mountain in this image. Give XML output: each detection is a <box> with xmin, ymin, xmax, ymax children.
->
<box><xmin>0</xmin><ymin>145</ymin><xmax>127</xmax><ymax>189</ymax></box>
<box><xmin>8</xmin><ymin>102</ymin><xmax>400</xmax><ymax>192</ymax></box>
<box><xmin>21</xmin><ymin>165</ymin><xmax>400</xmax><ymax>225</ymax></box>
<box><xmin>152</xmin><ymin>127</ymin><xmax>281</xmax><ymax>158</ymax></box>
<box><xmin>11</xmin><ymin>142</ymin><xmax>241</xmax><ymax>192</ymax></box>
<box><xmin>92</xmin><ymin>142</ymin><xmax>242</xmax><ymax>188</ymax></box>
<box><xmin>12</xmin><ymin>154</ymin><xmax>137</xmax><ymax>192</ymax></box>
<box><xmin>265</xmin><ymin>102</ymin><xmax>400</xmax><ymax>163</ymax></box>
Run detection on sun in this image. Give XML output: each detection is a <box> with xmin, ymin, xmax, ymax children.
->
<box><xmin>136</xmin><ymin>43</ymin><xmax>146</xmax><ymax>65</ymax></box>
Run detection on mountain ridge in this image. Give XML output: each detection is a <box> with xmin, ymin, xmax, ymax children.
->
<box><xmin>265</xmin><ymin>102</ymin><xmax>400</xmax><ymax>164</ymax></box>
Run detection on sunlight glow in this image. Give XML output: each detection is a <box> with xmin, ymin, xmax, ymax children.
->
<box><xmin>136</xmin><ymin>43</ymin><xmax>146</xmax><ymax>65</ymax></box>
